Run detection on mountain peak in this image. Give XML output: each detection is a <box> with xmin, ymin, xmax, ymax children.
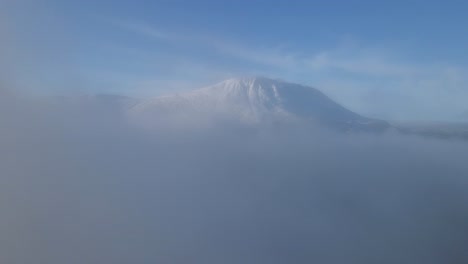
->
<box><xmin>218</xmin><ymin>76</ymin><xmax>285</xmax><ymax>88</ymax></box>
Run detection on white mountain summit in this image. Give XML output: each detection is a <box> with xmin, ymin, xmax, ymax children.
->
<box><xmin>129</xmin><ymin>77</ymin><xmax>390</xmax><ymax>132</ymax></box>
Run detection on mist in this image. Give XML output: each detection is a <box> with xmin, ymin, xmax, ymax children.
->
<box><xmin>1</xmin><ymin>88</ymin><xmax>468</xmax><ymax>264</ymax></box>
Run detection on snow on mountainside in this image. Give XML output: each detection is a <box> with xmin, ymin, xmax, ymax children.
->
<box><xmin>129</xmin><ymin>77</ymin><xmax>390</xmax><ymax>132</ymax></box>
<box><xmin>39</xmin><ymin>77</ymin><xmax>468</xmax><ymax>138</ymax></box>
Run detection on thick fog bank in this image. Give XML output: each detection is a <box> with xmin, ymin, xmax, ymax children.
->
<box><xmin>1</xmin><ymin>93</ymin><xmax>468</xmax><ymax>264</ymax></box>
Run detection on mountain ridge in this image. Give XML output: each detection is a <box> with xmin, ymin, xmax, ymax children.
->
<box><xmin>43</xmin><ymin>77</ymin><xmax>468</xmax><ymax>139</ymax></box>
<box><xmin>129</xmin><ymin>76</ymin><xmax>390</xmax><ymax>132</ymax></box>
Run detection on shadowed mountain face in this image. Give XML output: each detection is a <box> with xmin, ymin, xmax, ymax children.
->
<box><xmin>130</xmin><ymin>77</ymin><xmax>390</xmax><ymax>133</ymax></box>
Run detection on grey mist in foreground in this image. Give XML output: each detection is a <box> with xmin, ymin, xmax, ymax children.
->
<box><xmin>1</xmin><ymin>78</ymin><xmax>468</xmax><ymax>264</ymax></box>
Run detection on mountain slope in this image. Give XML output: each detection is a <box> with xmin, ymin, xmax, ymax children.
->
<box><xmin>130</xmin><ymin>77</ymin><xmax>390</xmax><ymax>132</ymax></box>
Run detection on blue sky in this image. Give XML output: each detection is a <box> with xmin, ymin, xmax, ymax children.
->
<box><xmin>3</xmin><ymin>0</ymin><xmax>468</xmax><ymax>120</ymax></box>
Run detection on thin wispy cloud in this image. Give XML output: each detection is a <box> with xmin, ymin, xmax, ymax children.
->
<box><xmin>111</xmin><ymin>19</ymin><xmax>468</xmax><ymax>79</ymax></box>
<box><xmin>111</xmin><ymin>19</ymin><xmax>297</xmax><ymax>68</ymax></box>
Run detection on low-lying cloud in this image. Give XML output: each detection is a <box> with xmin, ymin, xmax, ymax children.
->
<box><xmin>1</xmin><ymin>89</ymin><xmax>468</xmax><ymax>264</ymax></box>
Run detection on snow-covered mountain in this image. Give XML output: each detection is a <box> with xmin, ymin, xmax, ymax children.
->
<box><xmin>129</xmin><ymin>77</ymin><xmax>390</xmax><ymax>132</ymax></box>
<box><xmin>39</xmin><ymin>77</ymin><xmax>468</xmax><ymax>138</ymax></box>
